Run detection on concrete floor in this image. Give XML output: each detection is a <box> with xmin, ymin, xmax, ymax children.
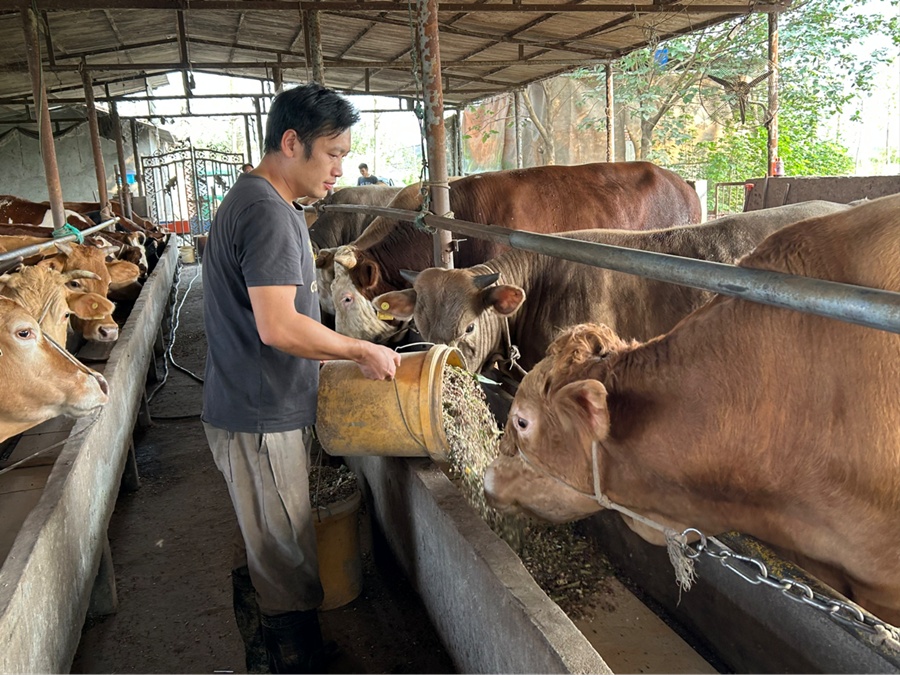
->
<box><xmin>71</xmin><ymin>263</ymin><xmax>455</xmax><ymax>674</ymax></box>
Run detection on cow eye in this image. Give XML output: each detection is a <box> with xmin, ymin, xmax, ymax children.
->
<box><xmin>341</xmin><ymin>294</ymin><xmax>353</xmax><ymax>305</ymax></box>
<box><xmin>66</xmin><ymin>280</ymin><xmax>82</xmax><ymax>290</ymax></box>
<box><xmin>16</xmin><ymin>328</ymin><xmax>35</xmax><ymax>340</ymax></box>
<box><xmin>514</xmin><ymin>415</ymin><xmax>528</xmax><ymax>431</ymax></box>
<box><xmin>64</xmin><ymin>312</ymin><xmax>71</xmax><ymax>320</ymax></box>
<box><xmin>465</xmin><ymin>323</ymin><xmax>475</xmax><ymax>334</ymax></box>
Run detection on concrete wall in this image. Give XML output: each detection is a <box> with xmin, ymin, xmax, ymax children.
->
<box><xmin>0</xmin><ymin>242</ymin><xmax>176</xmax><ymax>673</ymax></box>
<box><xmin>0</xmin><ymin>120</ymin><xmax>169</xmax><ymax>206</ymax></box>
<box><xmin>347</xmin><ymin>455</ymin><xmax>611</xmax><ymax>674</ymax></box>
<box><xmin>745</xmin><ymin>175</ymin><xmax>900</xmax><ymax>210</ymax></box>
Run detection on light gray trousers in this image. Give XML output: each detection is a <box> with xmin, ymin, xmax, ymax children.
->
<box><xmin>203</xmin><ymin>423</ymin><xmax>324</xmax><ymax>615</ymax></box>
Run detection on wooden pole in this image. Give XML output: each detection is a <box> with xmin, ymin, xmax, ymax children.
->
<box><xmin>244</xmin><ymin>113</ymin><xmax>252</xmax><ymax>164</ymax></box>
<box><xmin>21</xmin><ymin>7</ymin><xmax>65</xmax><ymax>230</ymax></box>
<box><xmin>111</xmin><ymin>101</ymin><xmax>133</xmax><ymax>219</ymax></box>
<box><xmin>416</xmin><ymin>0</ymin><xmax>453</xmax><ymax>269</ymax></box>
<box><xmin>306</xmin><ymin>10</ymin><xmax>325</xmax><ymax>85</ymax></box>
<box><xmin>767</xmin><ymin>12</ymin><xmax>779</xmax><ymax>176</ymax></box>
<box><xmin>605</xmin><ymin>62</ymin><xmax>615</xmax><ymax>163</ymax></box>
<box><xmin>514</xmin><ymin>90</ymin><xmax>523</xmax><ymax>169</ymax></box>
<box><xmin>80</xmin><ymin>61</ymin><xmax>111</xmax><ymax>220</ymax></box>
<box><xmin>253</xmin><ymin>95</ymin><xmax>264</xmax><ymax>158</ymax></box>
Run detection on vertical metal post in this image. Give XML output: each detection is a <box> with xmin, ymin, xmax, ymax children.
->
<box><xmin>111</xmin><ymin>100</ymin><xmax>133</xmax><ymax>220</ymax></box>
<box><xmin>605</xmin><ymin>62</ymin><xmax>615</xmax><ymax>163</ymax></box>
<box><xmin>253</xmin><ymin>97</ymin><xmax>264</xmax><ymax>158</ymax></box>
<box><xmin>767</xmin><ymin>12</ymin><xmax>779</xmax><ymax>176</ymax></box>
<box><xmin>514</xmin><ymin>90</ymin><xmax>523</xmax><ymax>169</ymax></box>
<box><xmin>21</xmin><ymin>7</ymin><xmax>65</xmax><ymax>230</ymax></box>
<box><xmin>244</xmin><ymin>113</ymin><xmax>253</xmax><ymax>164</ymax></box>
<box><xmin>130</xmin><ymin>119</ymin><xmax>144</xmax><ymax>197</ymax></box>
<box><xmin>416</xmin><ymin>0</ymin><xmax>453</xmax><ymax>269</ymax></box>
<box><xmin>80</xmin><ymin>60</ymin><xmax>111</xmax><ymax>220</ymax></box>
<box><xmin>455</xmin><ymin>109</ymin><xmax>464</xmax><ymax>176</ymax></box>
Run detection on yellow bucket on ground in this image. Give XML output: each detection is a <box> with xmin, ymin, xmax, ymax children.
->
<box><xmin>179</xmin><ymin>244</ymin><xmax>196</xmax><ymax>264</ymax></box>
<box><xmin>316</xmin><ymin>345</ymin><xmax>463</xmax><ymax>462</ymax></box>
<box><xmin>314</xmin><ymin>489</ymin><xmax>362</xmax><ymax>611</ymax></box>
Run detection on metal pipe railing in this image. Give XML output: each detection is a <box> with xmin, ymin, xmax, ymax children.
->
<box><xmin>318</xmin><ymin>203</ymin><xmax>900</xmax><ymax>335</ymax></box>
<box><xmin>0</xmin><ymin>218</ymin><xmax>120</xmax><ymax>264</ymax></box>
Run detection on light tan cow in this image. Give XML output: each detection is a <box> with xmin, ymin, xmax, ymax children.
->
<box><xmin>42</xmin><ymin>242</ymin><xmax>140</xmax><ymax>341</ymax></box>
<box><xmin>0</xmin><ymin>265</ymin><xmax>114</xmax><ymax>344</ymax></box>
<box><xmin>0</xmin><ymin>296</ymin><xmax>109</xmax><ymax>442</ymax></box>
<box><xmin>484</xmin><ymin>195</ymin><xmax>900</xmax><ymax>624</ymax></box>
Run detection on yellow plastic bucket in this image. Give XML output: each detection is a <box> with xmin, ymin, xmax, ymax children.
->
<box><xmin>316</xmin><ymin>345</ymin><xmax>463</xmax><ymax>462</ymax></box>
<box><xmin>314</xmin><ymin>489</ymin><xmax>362</xmax><ymax>611</ymax></box>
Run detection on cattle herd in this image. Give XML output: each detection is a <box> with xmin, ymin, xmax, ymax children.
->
<box><xmin>0</xmin><ymin>195</ymin><xmax>166</xmax><ymax>443</ymax></box>
<box><xmin>3</xmin><ymin>161</ymin><xmax>899</xmax><ymax>630</ymax></box>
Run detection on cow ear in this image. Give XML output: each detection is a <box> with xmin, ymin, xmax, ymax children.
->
<box><xmin>352</xmin><ymin>260</ymin><xmax>380</xmax><ymax>291</ymax></box>
<box><xmin>484</xmin><ymin>285</ymin><xmax>525</xmax><ymax>316</ymax></box>
<box><xmin>556</xmin><ymin>380</ymin><xmax>610</xmax><ymax>439</ymax></box>
<box><xmin>67</xmin><ymin>293</ymin><xmax>112</xmax><ymax>320</ymax></box>
<box><xmin>54</xmin><ymin>241</ymin><xmax>74</xmax><ymax>256</ymax></box>
<box><xmin>372</xmin><ymin>290</ymin><xmax>417</xmax><ymax>321</ymax></box>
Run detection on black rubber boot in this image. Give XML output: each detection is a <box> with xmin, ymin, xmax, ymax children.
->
<box><xmin>231</xmin><ymin>566</ymin><xmax>270</xmax><ymax>674</ymax></box>
<box><xmin>260</xmin><ymin>609</ymin><xmax>337</xmax><ymax>674</ymax></box>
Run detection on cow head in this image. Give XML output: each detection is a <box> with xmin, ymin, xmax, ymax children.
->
<box><xmin>331</xmin><ymin>258</ymin><xmax>404</xmax><ymax>343</ymax></box>
<box><xmin>0</xmin><ymin>296</ymin><xmax>109</xmax><ymax>442</ymax></box>
<box><xmin>0</xmin><ymin>266</ymin><xmax>110</xmax><ymax>345</ymax></box>
<box><xmin>484</xmin><ymin>323</ymin><xmax>628</xmax><ymax>523</ymax></box>
<box><xmin>315</xmin><ymin>247</ymin><xmax>340</xmax><ymax>315</ymax></box>
<box><xmin>40</xmin><ymin>243</ymin><xmax>122</xmax><ymax>342</ymax></box>
<box><xmin>373</xmin><ymin>268</ymin><xmax>525</xmax><ymax>373</ymax></box>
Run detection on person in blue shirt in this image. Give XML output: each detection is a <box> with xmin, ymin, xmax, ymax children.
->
<box><xmin>356</xmin><ymin>162</ymin><xmax>381</xmax><ymax>185</ymax></box>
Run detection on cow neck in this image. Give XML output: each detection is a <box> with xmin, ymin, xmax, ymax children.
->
<box><xmin>515</xmin><ymin>437</ymin><xmax>699</xmax><ymax>590</ymax></box>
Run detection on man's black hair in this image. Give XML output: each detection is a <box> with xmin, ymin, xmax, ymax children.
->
<box><xmin>358</xmin><ymin>163</ymin><xmax>368</xmax><ymax>170</ymax></box>
<box><xmin>264</xmin><ymin>83</ymin><xmax>359</xmax><ymax>158</ymax></box>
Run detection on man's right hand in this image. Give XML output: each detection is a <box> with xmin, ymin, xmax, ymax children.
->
<box><xmin>355</xmin><ymin>341</ymin><xmax>401</xmax><ymax>381</ymax></box>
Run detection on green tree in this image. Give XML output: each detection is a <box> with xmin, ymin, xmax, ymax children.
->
<box><xmin>576</xmin><ymin>0</ymin><xmax>895</xmax><ymax>178</ymax></box>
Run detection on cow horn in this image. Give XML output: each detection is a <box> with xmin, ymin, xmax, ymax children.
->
<box><xmin>63</xmin><ymin>269</ymin><xmax>101</xmax><ymax>281</ymax></box>
<box><xmin>399</xmin><ymin>269</ymin><xmax>419</xmax><ymax>285</ymax></box>
<box><xmin>473</xmin><ymin>272</ymin><xmax>500</xmax><ymax>289</ymax></box>
<box><xmin>333</xmin><ymin>246</ymin><xmax>358</xmax><ymax>269</ymax></box>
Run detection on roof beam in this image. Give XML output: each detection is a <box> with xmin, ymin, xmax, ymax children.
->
<box><xmin>7</xmin><ymin>1</ymin><xmax>790</xmax><ymax>13</ymax></box>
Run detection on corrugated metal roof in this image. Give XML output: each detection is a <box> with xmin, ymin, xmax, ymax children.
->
<box><xmin>0</xmin><ymin>0</ymin><xmax>788</xmax><ymax>109</ymax></box>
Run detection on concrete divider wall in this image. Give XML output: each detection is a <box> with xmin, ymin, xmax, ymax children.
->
<box><xmin>745</xmin><ymin>175</ymin><xmax>900</xmax><ymax>210</ymax></box>
<box><xmin>0</xmin><ymin>241</ymin><xmax>177</xmax><ymax>673</ymax></box>
<box><xmin>347</xmin><ymin>455</ymin><xmax>611</xmax><ymax>674</ymax></box>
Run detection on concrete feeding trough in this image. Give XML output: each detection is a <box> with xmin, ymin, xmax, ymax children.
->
<box><xmin>348</xmin><ymin>455</ymin><xmax>900</xmax><ymax>673</ymax></box>
<box><xmin>0</xmin><ymin>240</ymin><xmax>177</xmax><ymax>673</ymax></box>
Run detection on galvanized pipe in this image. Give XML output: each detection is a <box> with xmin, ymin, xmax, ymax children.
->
<box><xmin>318</xmin><ymin>203</ymin><xmax>900</xmax><ymax>335</ymax></box>
<box><xmin>0</xmin><ymin>218</ymin><xmax>120</xmax><ymax>264</ymax></box>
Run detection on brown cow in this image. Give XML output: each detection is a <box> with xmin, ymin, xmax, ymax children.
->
<box><xmin>307</xmin><ymin>185</ymin><xmax>404</xmax><ymax>252</ymax></box>
<box><xmin>0</xmin><ymin>297</ymin><xmax>109</xmax><ymax>442</ymax></box>
<box><xmin>370</xmin><ymin>201</ymin><xmax>850</xmax><ymax>363</ymax></box>
<box><xmin>484</xmin><ymin>195</ymin><xmax>900</xmax><ymax>624</ymax></box>
<box><xmin>42</xmin><ymin>243</ymin><xmax>140</xmax><ymax>341</ymax></box>
<box><xmin>317</xmin><ymin>162</ymin><xmax>701</xmax><ymax>319</ymax></box>
<box><xmin>0</xmin><ymin>265</ymin><xmax>114</xmax><ymax>344</ymax></box>
<box><xmin>0</xmin><ymin>195</ymin><xmax>94</xmax><ymax>229</ymax></box>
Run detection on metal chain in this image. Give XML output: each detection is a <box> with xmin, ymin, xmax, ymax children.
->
<box><xmin>681</xmin><ymin>529</ymin><xmax>900</xmax><ymax>645</ymax></box>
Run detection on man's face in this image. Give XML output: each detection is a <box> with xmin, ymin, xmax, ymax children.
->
<box><xmin>359</xmin><ymin>167</ymin><xmax>369</xmax><ymax>177</ymax></box>
<box><xmin>286</xmin><ymin>130</ymin><xmax>351</xmax><ymax>199</ymax></box>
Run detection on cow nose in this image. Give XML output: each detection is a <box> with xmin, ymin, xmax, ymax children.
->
<box><xmin>98</xmin><ymin>325</ymin><xmax>118</xmax><ymax>341</ymax></box>
<box><xmin>92</xmin><ymin>371</ymin><xmax>109</xmax><ymax>397</ymax></box>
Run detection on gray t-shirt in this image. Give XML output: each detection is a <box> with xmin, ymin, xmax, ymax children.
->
<box><xmin>202</xmin><ymin>174</ymin><xmax>321</xmax><ymax>433</ymax></box>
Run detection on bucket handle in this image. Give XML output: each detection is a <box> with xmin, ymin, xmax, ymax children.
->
<box><xmin>391</xmin><ymin>377</ymin><xmax>431</xmax><ymax>456</ymax></box>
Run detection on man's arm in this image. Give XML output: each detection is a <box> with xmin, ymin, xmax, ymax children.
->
<box><xmin>248</xmin><ymin>285</ymin><xmax>400</xmax><ymax>380</ymax></box>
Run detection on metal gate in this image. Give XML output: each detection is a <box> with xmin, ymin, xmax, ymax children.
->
<box><xmin>142</xmin><ymin>145</ymin><xmax>245</xmax><ymax>242</ymax></box>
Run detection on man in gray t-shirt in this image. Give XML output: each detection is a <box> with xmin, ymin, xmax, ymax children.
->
<box><xmin>202</xmin><ymin>84</ymin><xmax>399</xmax><ymax>675</ymax></box>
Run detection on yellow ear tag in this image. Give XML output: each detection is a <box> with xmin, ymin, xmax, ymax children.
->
<box><xmin>380</xmin><ymin>302</ymin><xmax>390</xmax><ymax>310</ymax></box>
<box><xmin>377</xmin><ymin>311</ymin><xmax>394</xmax><ymax>321</ymax></box>
<box><xmin>91</xmin><ymin>303</ymin><xmax>98</xmax><ymax>309</ymax></box>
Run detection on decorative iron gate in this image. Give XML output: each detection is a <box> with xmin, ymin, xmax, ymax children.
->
<box><xmin>142</xmin><ymin>145</ymin><xmax>244</xmax><ymax>241</ymax></box>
